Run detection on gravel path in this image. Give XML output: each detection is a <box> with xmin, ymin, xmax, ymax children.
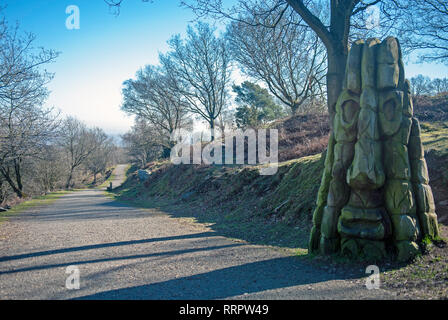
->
<box><xmin>0</xmin><ymin>164</ymin><xmax>396</xmax><ymax>300</ymax></box>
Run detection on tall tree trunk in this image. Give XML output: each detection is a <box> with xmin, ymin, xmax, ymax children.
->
<box><xmin>210</xmin><ymin>120</ymin><xmax>215</xmax><ymax>142</ymax></box>
<box><xmin>286</xmin><ymin>0</ymin><xmax>351</xmax><ymax>128</ymax></box>
<box><xmin>162</xmin><ymin>146</ymin><xmax>171</xmax><ymax>159</ymax></box>
<box><xmin>326</xmin><ymin>48</ymin><xmax>347</xmax><ymax>128</ymax></box>
<box><xmin>0</xmin><ymin>167</ymin><xmax>23</xmax><ymax>198</ymax></box>
<box><xmin>66</xmin><ymin>167</ymin><xmax>74</xmax><ymax>189</ymax></box>
<box><xmin>13</xmin><ymin>158</ymin><xmax>23</xmax><ymax>195</ymax></box>
<box><xmin>0</xmin><ymin>179</ymin><xmax>4</xmax><ymax>204</ymax></box>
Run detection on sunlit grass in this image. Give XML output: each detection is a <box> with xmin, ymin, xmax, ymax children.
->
<box><xmin>97</xmin><ymin>171</ymin><xmax>116</xmax><ymax>189</ymax></box>
<box><xmin>0</xmin><ymin>191</ymin><xmax>70</xmax><ymax>223</ymax></box>
<box><xmin>420</xmin><ymin>121</ymin><xmax>448</xmax><ymax>156</ymax></box>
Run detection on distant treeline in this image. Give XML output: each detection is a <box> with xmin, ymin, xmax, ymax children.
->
<box><xmin>0</xmin><ymin>15</ymin><xmax>123</xmax><ymax>205</ymax></box>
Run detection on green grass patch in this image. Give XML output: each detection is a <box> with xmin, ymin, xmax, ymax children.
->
<box><xmin>420</xmin><ymin>121</ymin><xmax>448</xmax><ymax>157</ymax></box>
<box><xmin>0</xmin><ymin>190</ymin><xmax>70</xmax><ymax>223</ymax></box>
<box><xmin>97</xmin><ymin>172</ymin><xmax>116</xmax><ymax>189</ymax></box>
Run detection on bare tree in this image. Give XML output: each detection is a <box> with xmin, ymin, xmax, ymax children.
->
<box><xmin>105</xmin><ymin>0</ymin><xmax>447</xmax><ymax>126</ymax></box>
<box><xmin>397</xmin><ymin>0</ymin><xmax>448</xmax><ymax>64</ymax></box>
<box><xmin>60</xmin><ymin>117</ymin><xmax>101</xmax><ymax>189</ymax></box>
<box><xmin>121</xmin><ymin>65</ymin><xmax>191</xmax><ymax>155</ymax></box>
<box><xmin>410</xmin><ymin>74</ymin><xmax>434</xmax><ymax>96</ymax></box>
<box><xmin>0</xmin><ymin>104</ymin><xmax>59</xmax><ymax>197</ymax></box>
<box><xmin>226</xmin><ymin>5</ymin><xmax>327</xmax><ymax>114</ymax></box>
<box><xmin>33</xmin><ymin>145</ymin><xmax>67</xmax><ymax>193</ymax></box>
<box><xmin>181</xmin><ymin>0</ymin><xmax>447</xmax><ymax>126</ymax></box>
<box><xmin>431</xmin><ymin>78</ymin><xmax>448</xmax><ymax>95</ymax></box>
<box><xmin>180</xmin><ymin>0</ymin><xmax>372</xmax><ymax>125</ymax></box>
<box><xmin>160</xmin><ymin>22</ymin><xmax>231</xmax><ymax>141</ymax></box>
<box><xmin>217</xmin><ymin>107</ymin><xmax>235</xmax><ymax>135</ymax></box>
<box><xmin>121</xmin><ymin>118</ymin><xmax>164</xmax><ymax>167</ymax></box>
<box><xmin>85</xmin><ymin>128</ymin><xmax>115</xmax><ymax>184</ymax></box>
<box><xmin>0</xmin><ymin>17</ymin><xmax>59</xmax><ymax>197</ymax></box>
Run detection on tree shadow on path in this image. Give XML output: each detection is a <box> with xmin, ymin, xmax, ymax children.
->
<box><xmin>76</xmin><ymin>256</ymin><xmax>355</xmax><ymax>300</ymax></box>
<box><xmin>0</xmin><ymin>232</ymin><xmax>216</xmax><ymax>263</ymax></box>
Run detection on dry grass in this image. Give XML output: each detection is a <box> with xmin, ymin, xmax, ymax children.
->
<box><xmin>269</xmin><ymin>113</ymin><xmax>330</xmax><ymax>161</ymax></box>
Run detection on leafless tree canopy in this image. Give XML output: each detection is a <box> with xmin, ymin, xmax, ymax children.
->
<box><xmin>410</xmin><ymin>75</ymin><xmax>448</xmax><ymax>96</ymax></box>
<box><xmin>396</xmin><ymin>0</ymin><xmax>448</xmax><ymax>64</ymax></box>
<box><xmin>180</xmin><ymin>0</ymin><xmax>448</xmax><ymax>123</ymax></box>
<box><xmin>226</xmin><ymin>4</ymin><xmax>327</xmax><ymax>114</ymax></box>
<box><xmin>59</xmin><ymin>117</ymin><xmax>117</xmax><ymax>189</ymax></box>
<box><xmin>0</xmin><ymin>17</ymin><xmax>60</xmax><ymax>198</ymax></box>
<box><xmin>160</xmin><ymin>22</ymin><xmax>231</xmax><ymax>140</ymax></box>
<box><xmin>99</xmin><ymin>1</ymin><xmax>448</xmax><ymax>172</ymax></box>
<box><xmin>121</xmin><ymin>118</ymin><xmax>164</xmax><ymax>167</ymax></box>
<box><xmin>121</xmin><ymin>65</ymin><xmax>191</xmax><ymax>151</ymax></box>
<box><xmin>0</xmin><ymin>13</ymin><xmax>121</xmax><ymax>202</ymax></box>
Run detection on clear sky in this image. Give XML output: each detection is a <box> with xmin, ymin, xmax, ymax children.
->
<box><xmin>2</xmin><ymin>0</ymin><xmax>201</xmax><ymax>136</ymax></box>
<box><xmin>2</xmin><ymin>1</ymin><xmax>447</xmax><ymax>136</ymax></box>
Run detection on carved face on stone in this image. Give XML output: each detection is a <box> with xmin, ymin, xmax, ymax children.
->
<box><xmin>309</xmin><ymin>37</ymin><xmax>439</xmax><ymax>261</ymax></box>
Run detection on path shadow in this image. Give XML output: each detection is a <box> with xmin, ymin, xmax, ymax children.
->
<box><xmin>111</xmin><ymin>189</ymin><xmax>310</xmax><ymax>250</ymax></box>
<box><xmin>75</xmin><ymin>256</ymin><xmax>354</xmax><ymax>300</ymax></box>
<box><xmin>0</xmin><ymin>243</ymin><xmax>242</xmax><ymax>275</ymax></box>
<box><xmin>12</xmin><ymin>193</ymin><xmax>163</xmax><ymax>222</ymax></box>
<box><xmin>0</xmin><ymin>232</ymin><xmax>216</xmax><ymax>262</ymax></box>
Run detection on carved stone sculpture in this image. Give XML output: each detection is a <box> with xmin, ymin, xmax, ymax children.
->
<box><xmin>309</xmin><ymin>37</ymin><xmax>439</xmax><ymax>261</ymax></box>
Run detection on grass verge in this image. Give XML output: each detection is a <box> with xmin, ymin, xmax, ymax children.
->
<box><xmin>0</xmin><ymin>191</ymin><xmax>70</xmax><ymax>224</ymax></box>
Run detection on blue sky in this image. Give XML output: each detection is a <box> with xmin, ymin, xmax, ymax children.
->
<box><xmin>2</xmin><ymin>0</ymin><xmax>200</xmax><ymax>135</ymax></box>
<box><xmin>2</xmin><ymin>1</ymin><xmax>447</xmax><ymax>136</ymax></box>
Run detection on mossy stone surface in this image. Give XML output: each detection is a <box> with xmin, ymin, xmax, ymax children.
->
<box><xmin>347</xmin><ymin>138</ymin><xmax>385</xmax><ymax>189</ymax></box>
<box><xmin>390</xmin><ymin>214</ymin><xmax>420</xmax><ymax>241</ymax></box>
<box><xmin>377</xmin><ymin>37</ymin><xmax>400</xmax><ymax>64</ymax></box>
<box><xmin>340</xmin><ymin>206</ymin><xmax>385</xmax><ymax>223</ymax></box>
<box><xmin>395</xmin><ymin>240</ymin><xmax>420</xmax><ymax>262</ymax></box>
<box><xmin>332</xmin><ymin>142</ymin><xmax>355</xmax><ymax>179</ymax></box>
<box><xmin>326</xmin><ymin>178</ymin><xmax>350</xmax><ymax>208</ymax></box>
<box><xmin>414</xmin><ymin>183</ymin><xmax>435</xmax><ymax>214</ymax></box>
<box><xmin>377</xmin><ymin>63</ymin><xmax>400</xmax><ymax>89</ymax></box>
<box><xmin>383</xmin><ymin>143</ymin><xmax>411</xmax><ymax>180</ymax></box>
<box><xmin>379</xmin><ymin>90</ymin><xmax>404</xmax><ymax>136</ymax></box>
<box><xmin>384</xmin><ymin>180</ymin><xmax>416</xmax><ymax>215</ymax></box>
<box><xmin>344</xmin><ymin>40</ymin><xmax>364</xmax><ymax>93</ymax></box>
<box><xmin>321</xmin><ymin>206</ymin><xmax>341</xmax><ymax>239</ymax></box>
<box><xmin>348</xmin><ymin>188</ymin><xmax>383</xmax><ymax>209</ymax></box>
<box><xmin>320</xmin><ymin>235</ymin><xmax>340</xmax><ymax>255</ymax></box>
<box><xmin>408</xmin><ymin>135</ymin><xmax>424</xmax><ymax>160</ymax></box>
<box><xmin>361</xmin><ymin>38</ymin><xmax>380</xmax><ymax>88</ymax></box>
<box><xmin>389</xmin><ymin>117</ymin><xmax>412</xmax><ymax>145</ymax></box>
<box><xmin>357</xmin><ymin>107</ymin><xmax>379</xmax><ymax>140</ymax></box>
<box><xmin>410</xmin><ymin>158</ymin><xmax>429</xmax><ymax>184</ymax></box>
<box><xmin>417</xmin><ymin>212</ymin><xmax>439</xmax><ymax>239</ymax></box>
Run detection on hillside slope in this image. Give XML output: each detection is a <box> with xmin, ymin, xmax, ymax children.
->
<box><xmin>113</xmin><ymin>117</ymin><xmax>448</xmax><ymax>252</ymax></box>
<box><xmin>115</xmin><ymin>154</ymin><xmax>323</xmax><ymax>250</ymax></box>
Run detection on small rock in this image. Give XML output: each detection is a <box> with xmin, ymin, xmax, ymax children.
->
<box><xmin>181</xmin><ymin>191</ymin><xmax>196</xmax><ymax>201</ymax></box>
<box><xmin>137</xmin><ymin>169</ymin><xmax>151</xmax><ymax>182</ymax></box>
